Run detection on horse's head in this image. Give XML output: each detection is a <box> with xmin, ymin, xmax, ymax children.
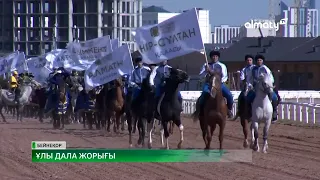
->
<box><xmin>114</xmin><ymin>78</ymin><xmax>123</xmax><ymax>87</ymax></box>
<box><xmin>141</xmin><ymin>72</ymin><xmax>153</xmax><ymax>92</ymax></box>
<box><xmin>257</xmin><ymin>73</ymin><xmax>274</xmax><ymax>95</ymax></box>
<box><xmin>167</xmin><ymin>68</ymin><xmax>190</xmax><ymax>84</ymax></box>
<box><xmin>208</xmin><ymin>72</ymin><xmax>222</xmax><ymax>98</ymax></box>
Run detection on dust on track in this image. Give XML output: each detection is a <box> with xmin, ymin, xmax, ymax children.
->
<box><xmin>0</xmin><ymin>115</ymin><xmax>319</xmax><ymax>180</ymax></box>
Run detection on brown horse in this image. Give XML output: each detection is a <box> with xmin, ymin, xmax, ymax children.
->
<box><xmin>232</xmin><ymin>82</ymin><xmax>252</xmax><ymax>148</ymax></box>
<box><xmin>103</xmin><ymin>78</ymin><xmax>125</xmax><ymax>132</ymax></box>
<box><xmin>194</xmin><ymin>73</ymin><xmax>227</xmax><ymax>149</ymax></box>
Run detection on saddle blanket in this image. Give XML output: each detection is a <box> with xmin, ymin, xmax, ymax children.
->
<box><xmin>6</xmin><ymin>92</ymin><xmax>15</xmax><ymax>99</ymax></box>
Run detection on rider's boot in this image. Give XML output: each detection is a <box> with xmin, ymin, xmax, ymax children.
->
<box><xmin>227</xmin><ymin>109</ymin><xmax>233</xmax><ymax>119</ymax></box>
<box><xmin>193</xmin><ymin>93</ymin><xmax>209</xmax><ymax>119</ymax></box>
<box><xmin>271</xmin><ymin>99</ymin><xmax>278</xmax><ymax>123</ymax></box>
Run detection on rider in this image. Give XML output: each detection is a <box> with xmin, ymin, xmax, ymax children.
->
<box><xmin>149</xmin><ymin>60</ymin><xmax>183</xmax><ymax>112</ymax></box>
<box><xmin>9</xmin><ymin>71</ymin><xmax>19</xmax><ymax>104</ymax></box>
<box><xmin>44</xmin><ymin>67</ymin><xmax>71</xmax><ymax>113</ymax></box>
<box><xmin>129</xmin><ymin>57</ymin><xmax>151</xmax><ymax>101</ymax></box>
<box><xmin>247</xmin><ymin>54</ymin><xmax>279</xmax><ymax>123</ymax></box>
<box><xmin>196</xmin><ymin>50</ymin><xmax>234</xmax><ymax>118</ymax></box>
<box><xmin>237</xmin><ymin>54</ymin><xmax>255</xmax><ymax>115</ymax></box>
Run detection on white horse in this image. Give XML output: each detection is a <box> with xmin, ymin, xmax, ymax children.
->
<box><xmin>251</xmin><ymin>73</ymin><xmax>273</xmax><ymax>153</ymax></box>
<box><xmin>0</xmin><ymin>81</ymin><xmax>39</xmax><ymax>122</ymax></box>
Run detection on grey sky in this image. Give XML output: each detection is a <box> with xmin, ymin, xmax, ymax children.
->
<box><xmin>142</xmin><ymin>0</ymin><xmax>319</xmax><ymax>27</ymax></box>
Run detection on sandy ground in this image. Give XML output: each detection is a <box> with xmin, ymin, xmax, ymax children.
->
<box><xmin>0</xmin><ymin>114</ymin><xmax>319</xmax><ymax>180</ymax></box>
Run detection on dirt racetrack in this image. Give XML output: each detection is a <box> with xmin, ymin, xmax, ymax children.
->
<box><xmin>0</xmin><ymin>115</ymin><xmax>319</xmax><ymax>180</ymax></box>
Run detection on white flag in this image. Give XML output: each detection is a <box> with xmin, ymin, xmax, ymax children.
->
<box><xmin>27</xmin><ymin>57</ymin><xmax>52</xmax><ymax>85</ymax></box>
<box><xmin>84</xmin><ymin>44</ymin><xmax>134</xmax><ymax>90</ymax></box>
<box><xmin>11</xmin><ymin>52</ymin><xmax>27</xmax><ymax>73</ymax></box>
<box><xmin>67</xmin><ymin>35</ymin><xmax>113</xmax><ymax>66</ymax></box>
<box><xmin>134</xmin><ymin>8</ymin><xmax>204</xmax><ymax>64</ymax></box>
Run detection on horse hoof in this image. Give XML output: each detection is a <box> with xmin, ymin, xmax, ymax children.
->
<box><xmin>148</xmin><ymin>143</ymin><xmax>152</xmax><ymax>149</ymax></box>
<box><xmin>177</xmin><ymin>142</ymin><xmax>182</xmax><ymax>149</ymax></box>
<box><xmin>243</xmin><ymin>141</ymin><xmax>249</xmax><ymax>148</ymax></box>
<box><xmin>129</xmin><ymin>144</ymin><xmax>133</xmax><ymax>148</ymax></box>
<box><xmin>253</xmin><ymin>146</ymin><xmax>259</xmax><ymax>152</ymax></box>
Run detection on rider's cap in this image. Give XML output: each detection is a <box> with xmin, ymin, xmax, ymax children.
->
<box><xmin>245</xmin><ymin>54</ymin><xmax>254</xmax><ymax>61</ymax></box>
<box><xmin>209</xmin><ymin>50</ymin><xmax>220</xmax><ymax>58</ymax></box>
<box><xmin>255</xmin><ymin>54</ymin><xmax>265</xmax><ymax>61</ymax></box>
<box><xmin>135</xmin><ymin>57</ymin><xmax>142</xmax><ymax>63</ymax></box>
<box><xmin>13</xmin><ymin>71</ymin><xmax>18</xmax><ymax>75</ymax></box>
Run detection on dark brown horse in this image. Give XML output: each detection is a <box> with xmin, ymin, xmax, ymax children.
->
<box><xmin>82</xmin><ymin>88</ymin><xmax>101</xmax><ymax>130</ymax></box>
<box><xmin>52</xmin><ymin>82</ymin><xmax>68</xmax><ymax>129</ymax></box>
<box><xmin>103</xmin><ymin>78</ymin><xmax>125</xmax><ymax>132</ymax></box>
<box><xmin>232</xmin><ymin>82</ymin><xmax>252</xmax><ymax>148</ymax></box>
<box><xmin>194</xmin><ymin>73</ymin><xmax>227</xmax><ymax>149</ymax></box>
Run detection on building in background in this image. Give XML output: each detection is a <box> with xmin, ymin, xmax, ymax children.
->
<box><xmin>0</xmin><ymin>0</ymin><xmax>14</xmax><ymax>55</ymax></box>
<box><xmin>302</xmin><ymin>0</ymin><xmax>316</xmax><ymax>9</ymax></box>
<box><xmin>142</xmin><ymin>6</ymin><xmax>212</xmax><ymax>43</ymax></box>
<box><xmin>213</xmin><ymin>25</ymin><xmax>240</xmax><ymax>44</ymax></box>
<box><xmin>283</xmin><ymin>7</ymin><xmax>318</xmax><ymax>37</ymax></box>
<box><xmin>2</xmin><ymin>0</ymin><xmax>142</xmax><ymax>57</ymax></box>
<box><xmin>275</xmin><ymin>1</ymin><xmax>289</xmax><ymax>36</ymax></box>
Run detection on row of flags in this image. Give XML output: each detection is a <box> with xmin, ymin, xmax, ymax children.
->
<box><xmin>0</xmin><ymin>8</ymin><xmax>205</xmax><ymax>91</ymax></box>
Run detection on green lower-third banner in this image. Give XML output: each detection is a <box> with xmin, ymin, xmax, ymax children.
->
<box><xmin>31</xmin><ymin>149</ymin><xmax>252</xmax><ymax>163</ymax></box>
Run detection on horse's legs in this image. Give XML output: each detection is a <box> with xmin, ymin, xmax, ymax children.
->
<box><xmin>132</xmin><ymin>116</ymin><xmax>138</xmax><ymax>134</ymax></box>
<box><xmin>262</xmin><ymin>120</ymin><xmax>271</xmax><ymax>153</ymax></box>
<box><xmin>0</xmin><ymin>106</ymin><xmax>6</xmax><ymax>122</ymax></box>
<box><xmin>115</xmin><ymin>112</ymin><xmax>121</xmax><ymax>133</ymax></box>
<box><xmin>88</xmin><ymin>112</ymin><xmax>93</xmax><ymax>130</ymax></box>
<box><xmin>16</xmin><ymin>106</ymin><xmax>19</xmax><ymax>121</ymax></box>
<box><xmin>147</xmin><ymin>117</ymin><xmax>155</xmax><ymax>149</ymax></box>
<box><xmin>159</xmin><ymin>120</ymin><xmax>164</xmax><ymax>147</ymax></box>
<box><xmin>161</xmin><ymin>120</ymin><xmax>170</xmax><ymax>149</ymax></box>
<box><xmin>106</xmin><ymin>114</ymin><xmax>111</xmax><ymax>132</ymax></box>
<box><xmin>169</xmin><ymin>121</ymin><xmax>174</xmax><ymax>134</ymax></box>
<box><xmin>137</xmin><ymin>117</ymin><xmax>143</xmax><ymax>145</ymax></box>
<box><xmin>251</xmin><ymin>121</ymin><xmax>259</xmax><ymax>152</ymax></box>
<box><xmin>121</xmin><ymin>114</ymin><xmax>126</xmax><ymax>131</ymax></box>
<box><xmin>83</xmin><ymin>112</ymin><xmax>86</xmax><ymax>129</ymax></box>
<box><xmin>240</xmin><ymin>117</ymin><xmax>249</xmax><ymax>148</ymax></box>
<box><xmin>200</xmin><ymin>118</ymin><xmax>209</xmax><ymax>149</ymax></box>
<box><xmin>60</xmin><ymin>114</ymin><xmax>65</xmax><ymax>129</ymax></box>
<box><xmin>126</xmin><ymin>112</ymin><xmax>133</xmax><ymax>147</ymax></box>
<box><xmin>219</xmin><ymin>120</ymin><xmax>226</xmax><ymax>150</ymax></box>
<box><xmin>19</xmin><ymin>106</ymin><xmax>23</xmax><ymax>122</ymax></box>
<box><xmin>172</xmin><ymin>117</ymin><xmax>184</xmax><ymax>149</ymax></box>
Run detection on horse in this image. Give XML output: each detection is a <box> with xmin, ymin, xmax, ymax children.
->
<box><xmin>31</xmin><ymin>87</ymin><xmax>47</xmax><ymax>123</ymax></box>
<box><xmin>251</xmin><ymin>73</ymin><xmax>273</xmax><ymax>153</ymax></box>
<box><xmin>47</xmin><ymin>74</ymin><xmax>73</xmax><ymax>129</ymax></box>
<box><xmin>130</xmin><ymin>73</ymin><xmax>155</xmax><ymax>148</ymax></box>
<box><xmin>154</xmin><ymin>68</ymin><xmax>189</xmax><ymax>149</ymax></box>
<box><xmin>0</xmin><ymin>84</ymin><xmax>36</xmax><ymax>122</ymax></box>
<box><xmin>79</xmin><ymin>87</ymin><xmax>101</xmax><ymax>130</ymax></box>
<box><xmin>193</xmin><ymin>73</ymin><xmax>227</xmax><ymax>150</ymax></box>
<box><xmin>232</xmin><ymin>82</ymin><xmax>252</xmax><ymax>148</ymax></box>
<box><xmin>103</xmin><ymin>78</ymin><xmax>125</xmax><ymax>132</ymax></box>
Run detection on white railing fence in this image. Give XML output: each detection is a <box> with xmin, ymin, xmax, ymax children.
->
<box><xmin>182</xmin><ymin>99</ymin><xmax>320</xmax><ymax>125</ymax></box>
<box><xmin>181</xmin><ymin>91</ymin><xmax>320</xmax><ymax>103</ymax></box>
